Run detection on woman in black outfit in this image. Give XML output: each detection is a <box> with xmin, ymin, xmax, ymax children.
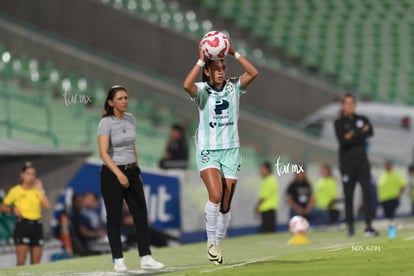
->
<box><xmin>97</xmin><ymin>85</ymin><xmax>164</xmax><ymax>272</ymax></box>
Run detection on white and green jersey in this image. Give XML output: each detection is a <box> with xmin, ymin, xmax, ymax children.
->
<box><xmin>193</xmin><ymin>77</ymin><xmax>246</xmax><ymax>150</ymax></box>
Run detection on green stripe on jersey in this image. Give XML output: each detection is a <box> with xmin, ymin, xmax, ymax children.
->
<box><xmin>193</xmin><ymin>77</ymin><xmax>245</xmax><ymax>150</ymax></box>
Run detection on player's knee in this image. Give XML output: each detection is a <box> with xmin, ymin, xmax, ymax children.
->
<box><xmin>209</xmin><ymin>194</ymin><xmax>221</xmax><ymax>204</ymax></box>
<box><xmin>220</xmin><ymin>205</ymin><xmax>231</xmax><ymax>214</ymax></box>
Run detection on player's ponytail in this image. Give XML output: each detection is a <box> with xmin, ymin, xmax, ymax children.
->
<box><xmin>102</xmin><ymin>85</ymin><xmax>128</xmax><ymax>117</ymax></box>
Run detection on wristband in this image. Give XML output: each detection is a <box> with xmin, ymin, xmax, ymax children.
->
<box><xmin>234</xmin><ymin>51</ymin><xmax>241</xmax><ymax>60</ymax></box>
<box><xmin>196</xmin><ymin>59</ymin><xmax>205</xmax><ymax>67</ymax></box>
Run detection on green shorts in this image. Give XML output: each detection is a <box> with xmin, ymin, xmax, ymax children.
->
<box><xmin>195</xmin><ymin>148</ymin><xmax>242</xmax><ymax>179</ymax></box>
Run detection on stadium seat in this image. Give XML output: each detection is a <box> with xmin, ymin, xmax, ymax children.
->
<box><xmin>192</xmin><ymin>0</ymin><xmax>414</xmax><ymax>105</ymax></box>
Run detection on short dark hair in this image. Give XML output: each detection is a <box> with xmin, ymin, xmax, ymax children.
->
<box><xmin>83</xmin><ymin>191</ymin><xmax>99</xmax><ymax>201</ymax></box>
<box><xmin>172</xmin><ymin>123</ymin><xmax>185</xmax><ymax>134</ymax></box>
<box><xmin>261</xmin><ymin>161</ymin><xmax>273</xmax><ymax>173</ymax></box>
<box><xmin>342</xmin><ymin>92</ymin><xmax>356</xmax><ymax>103</ymax></box>
<box><xmin>321</xmin><ymin>164</ymin><xmax>332</xmax><ymax>176</ymax></box>
<box><xmin>408</xmin><ymin>164</ymin><xmax>414</xmax><ymax>173</ymax></box>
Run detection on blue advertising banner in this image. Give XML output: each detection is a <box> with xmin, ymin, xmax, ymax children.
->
<box><xmin>141</xmin><ymin>172</ymin><xmax>181</xmax><ymax>229</ymax></box>
<box><xmin>52</xmin><ymin>162</ymin><xmax>181</xmax><ymax>235</ymax></box>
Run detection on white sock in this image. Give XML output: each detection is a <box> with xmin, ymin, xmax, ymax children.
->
<box><xmin>205</xmin><ymin>200</ymin><xmax>220</xmax><ymax>243</ymax></box>
<box><xmin>216</xmin><ymin>210</ymin><xmax>231</xmax><ymax>245</ymax></box>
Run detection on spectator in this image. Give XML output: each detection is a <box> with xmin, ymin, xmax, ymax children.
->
<box><xmin>69</xmin><ymin>194</ymin><xmax>90</xmax><ymax>256</ymax></box>
<box><xmin>72</xmin><ymin>192</ymin><xmax>109</xmax><ymax>254</ymax></box>
<box><xmin>377</xmin><ymin>161</ymin><xmax>406</xmax><ymax>224</ymax></box>
<box><xmin>254</xmin><ymin>161</ymin><xmax>279</xmax><ymax>232</ymax></box>
<box><xmin>314</xmin><ymin>164</ymin><xmax>340</xmax><ymax>224</ymax></box>
<box><xmin>408</xmin><ymin>164</ymin><xmax>414</xmax><ymax>215</ymax></box>
<box><xmin>0</xmin><ymin>162</ymin><xmax>50</xmax><ymax>266</ymax></box>
<box><xmin>121</xmin><ymin>202</ymin><xmax>178</xmax><ymax>248</ymax></box>
<box><xmin>159</xmin><ymin>124</ymin><xmax>189</xmax><ymax>169</ymax></box>
<box><xmin>286</xmin><ymin>171</ymin><xmax>328</xmax><ymax>225</ymax></box>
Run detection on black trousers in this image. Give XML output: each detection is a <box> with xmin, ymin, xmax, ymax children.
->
<box><xmin>381</xmin><ymin>198</ymin><xmax>399</xmax><ymax>219</ymax></box>
<box><xmin>340</xmin><ymin>158</ymin><xmax>373</xmax><ymax>230</ymax></box>
<box><xmin>101</xmin><ymin>165</ymin><xmax>151</xmax><ymax>259</ymax></box>
<box><xmin>259</xmin><ymin>210</ymin><xmax>276</xmax><ymax>233</ymax></box>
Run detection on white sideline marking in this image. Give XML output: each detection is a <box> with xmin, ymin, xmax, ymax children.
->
<box><xmin>200</xmin><ymin>256</ymin><xmax>275</xmax><ymax>273</ymax></box>
<box><xmin>404</xmin><ymin>235</ymin><xmax>414</xmax><ymax>241</ymax></box>
<box><xmin>16</xmin><ymin>264</ymin><xmax>209</xmax><ymax>276</ymax></box>
<box><xmin>322</xmin><ymin>243</ymin><xmax>350</xmax><ymax>252</ymax></box>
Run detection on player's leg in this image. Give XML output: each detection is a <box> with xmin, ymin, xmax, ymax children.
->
<box><xmin>357</xmin><ymin>162</ymin><xmax>378</xmax><ymax>236</ymax></box>
<box><xmin>383</xmin><ymin>199</ymin><xmax>399</xmax><ymax>221</ymax></box>
<box><xmin>30</xmin><ymin>246</ymin><xmax>43</xmax><ymax>264</ymax></box>
<box><xmin>216</xmin><ymin>177</ymin><xmax>236</xmax><ymax>244</ymax></box>
<box><xmin>200</xmin><ymin>168</ymin><xmax>222</xmax><ymax>262</ymax></box>
<box><xmin>214</xmin><ymin>148</ymin><xmax>241</xmax><ymax>265</ymax></box>
<box><xmin>216</xmin><ymin>148</ymin><xmax>241</xmax><ymax>245</ymax></box>
<box><xmin>15</xmin><ymin>245</ymin><xmax>29</xmax><ymax>266</ymax></box>
<box><xmin>196</xmin><ymin>148</ymin><xmax>222</xmax><ymax>248</ymax></box>
<box><xmin>261</xmin><ymin>210</ymin><xmax>276</xmax><ymax>233</ymax></box>
<box><xmin>30</xmin><ymin>222</ymin><xmax>44</xmax><ymax>264</ymax></box>
<box><xmin>390</xmin><ymin>198</ymin><xmax>399</xmax><ymax>220</ymax></box>
<box><xmin>341</xmin><ymin>166</ymin><xmax>357</xmax><ymax>236</ymax></box>
<box><xmin>125</xmin><ymin>167</ymin><xmax>164</xmax><ymax>270</ymax></box>
<box><xmin>100</xmin><ymin>166</ymin><xmax>126</xmax><ymax>263</ymax></box>
<box><xmin>14</xmin><ymin>220</ymin><xmax>30</xmax><ymax>266</ymax></box>
<box><xmin>125</xmin><ymin>167</ymin><xmax>151</xmax><ymax>257</ymax></box>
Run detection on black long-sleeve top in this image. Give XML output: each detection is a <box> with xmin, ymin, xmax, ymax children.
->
<box><xmin>334</xmin><ymin>113</ymin><xmax>374</xmax><ymax>162</ymax></box>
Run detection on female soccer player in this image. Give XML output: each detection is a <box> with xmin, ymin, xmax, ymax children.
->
<box><xmin>183</xmin><ymin>42</ymin><xmax>258</xmax><ymax>264</ymax></box>
<box><xmin>0</xmin><ymin>162</ymin><xmax>51</xmax><ymax>266</ymax></box>
<box><xmin>98</xmin><ymin>85</ymin><xmax>164</xmax><ymax>272</ymax></box>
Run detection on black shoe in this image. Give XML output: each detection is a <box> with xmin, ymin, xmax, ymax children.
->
<box><xmin>364</xmin><ymin>228</ymin><xmax>379</xmax><ymax>237</ymax></box>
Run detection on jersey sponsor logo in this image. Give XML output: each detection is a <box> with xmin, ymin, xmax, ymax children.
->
<box><xmin>209</xmin><ymin>121</ymin><xmax>217</xmax><ymax>128</ymax></box>
<box><xmin>209</xmin><ymin>121</ymin><xmax>234</xmax><ymax>129</ymax></box>
<box><xmin>214</xmin><ymin>99</ymin><xmax>229</xmax><ymax>115</ymax></box>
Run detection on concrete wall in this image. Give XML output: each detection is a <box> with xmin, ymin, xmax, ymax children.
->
<box><xmin>0</xmin><ymin>0</ymin><xmax>341</xmax><ymax>121</ymax></box>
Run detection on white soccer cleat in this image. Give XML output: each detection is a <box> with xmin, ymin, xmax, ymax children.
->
<box><xmin>141</xmin><ymin>255</ymin><xmax>165</xmax><ymax>270</ymax></box>
<box><xmin>206</xmin><ymin>242</ymin><xmax>220</xmax><ymax>262</ymax></box>
<box><xmin>212</xmin><ymin>244</ymin><xmax>223</xmax><ymax>265</ymax></box>
<box><xmin>114</xmin><ymin>258</ymin><xmax>128</xmax><ymax>272</ymax></box>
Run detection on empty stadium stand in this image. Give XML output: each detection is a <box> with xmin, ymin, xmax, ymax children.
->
<box><xmin>0</xmin><ymin>43</ymin><xmax>262</xmax><ymax>168</ymax></box>
<box><xmin>196</xmin><ymin>0</ymin><xmax>414</xmax><ymax>104</ymax></box>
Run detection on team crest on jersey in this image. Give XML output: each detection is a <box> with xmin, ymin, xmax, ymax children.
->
<box><xmin>201</xmin><ymin>150</ymin><xmax>210</xmax><ymax>163</ymax></box>
<box><xmin>224</xmin><ymin>82</ymin><xmax>234</xmax><ymax>95</ymax></box>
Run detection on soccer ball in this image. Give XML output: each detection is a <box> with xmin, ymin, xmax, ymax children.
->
<box><xmin>289</xmin><ymin>216</ymin><xmax>309</xmax><ymax>234</ymax></box>
<box><xmin>200</xmin><ymin>31</ymin><xmax>230</xmax><ymax>60</ymax></box>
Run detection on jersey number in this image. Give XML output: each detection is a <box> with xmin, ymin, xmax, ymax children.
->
<box><xmin>214</xmin><ymin>100</ymin><xmax>229</xmax><ymax>115</ymax></box>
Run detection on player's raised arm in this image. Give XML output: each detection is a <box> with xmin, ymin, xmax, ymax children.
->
<box><xmin>183</xmin><ymin>48</ymin><xmax>206</xmax><ymax>97</ymax></box>
<box><xmin>228</xmin><ymin>43</ymin><xmax>259</xmax><ymax>89</ymax></box>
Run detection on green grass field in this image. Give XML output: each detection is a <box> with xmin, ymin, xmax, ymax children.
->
<box><xmin>1</xmin><ymin>219</ymin><xmax>414</xmax><ymax>275</ymax></box>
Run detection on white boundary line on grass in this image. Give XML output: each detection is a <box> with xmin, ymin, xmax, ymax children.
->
<box><xmin>404</xmin><ymin>235</ymin><xmax>414</xmax><ymax>241</ymax></box>
<box><xmin>200</xmin><ymin>256</ymin><xmax>275</xmax><ymax>273</ymax></box>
